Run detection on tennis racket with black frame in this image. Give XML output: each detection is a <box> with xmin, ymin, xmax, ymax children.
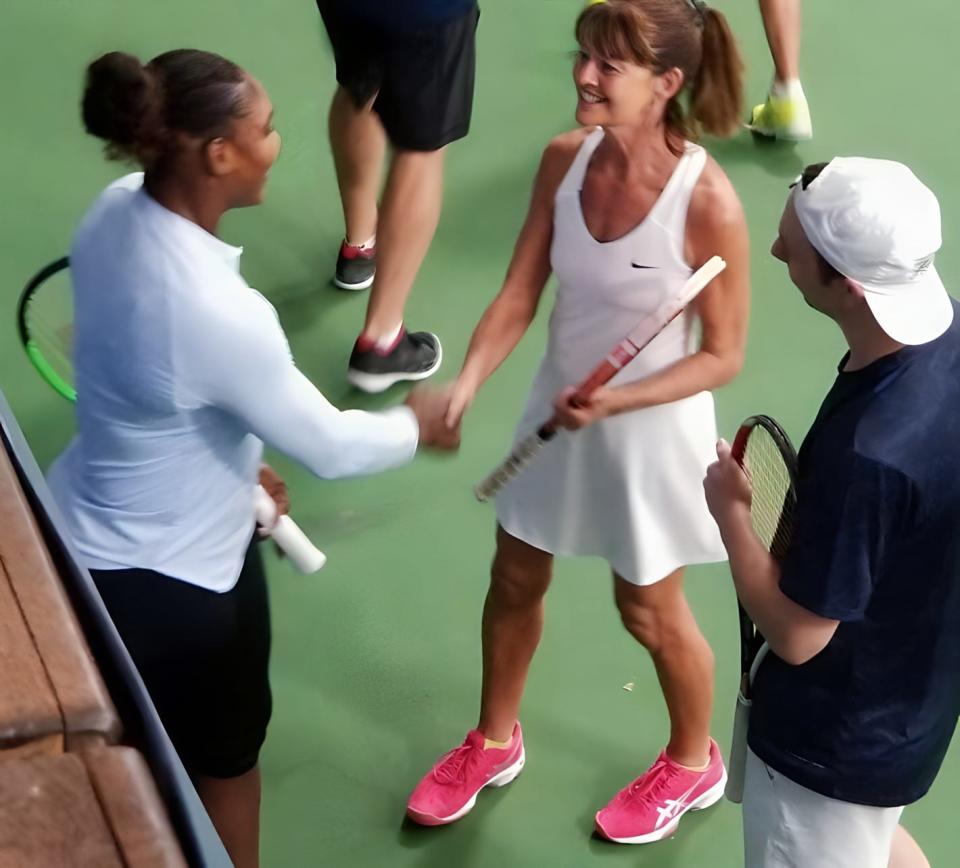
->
<box><xmin>17</xmin><ymin>256</ymin><xmax>75</xmax><ymax>402</ymax></box>
<box><xmin>724</xmin><ymin>414</ymin><xmax>799</xmax><ymax>802</ymax></box>
<box><xmin>16</xmin><ymin>256</ymin><xmax>326</xmax><ymax>573</ymax></box>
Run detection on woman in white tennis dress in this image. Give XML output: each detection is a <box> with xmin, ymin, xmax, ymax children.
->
<box><xmin>497</xmin><ymin>126</ymin><xmax>724</xmax><ymax>582</ymax></box>
<box><xmin>407</xmin><ymin>0</ymin><xmax>751</xmax><ymax>845</ymax></box>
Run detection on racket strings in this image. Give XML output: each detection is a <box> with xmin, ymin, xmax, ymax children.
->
<box><xmin>27</xmin><ymin>312</ymin><xmax>74</xmax><ymax>373</ymax></box>
<box><xmin>23</xmin><ymin>272</ymin><xmax>75</xmax><ymax>379</ymax></box>
<box><xmin>742</xmin><ymin>430</ymin><xmax>796</xmax><ymax>560</ymax></box>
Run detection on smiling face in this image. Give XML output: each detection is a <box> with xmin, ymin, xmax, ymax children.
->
<box><xmin>573</xmin><ymin>48</ymin><xmax>664</xmax><ymax>128</ymax></box>
<box><xmin>572</xmin><ymin>5</ymin><xmax>686</xmax><ymax>134</ymax></box>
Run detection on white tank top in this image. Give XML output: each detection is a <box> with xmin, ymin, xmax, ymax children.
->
<box><xmin>543</xmin><ymin>127</ymin><xmax>708</xmax><ymax>388</ymax></box>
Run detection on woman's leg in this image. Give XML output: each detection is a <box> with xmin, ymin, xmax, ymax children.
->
<box><xmin>195</xmin><ymin>768</ymin><xmax>262</xmax><ymax>868</ymax></box>
<box><xmin>91</xmin><ymin>540</ymin><xmax>271</xmax><ymax>865</ymax></box>
<box><xmin>406</xmin><ymin>526</ymin><xmax>552</xmax><ymax>825</ymax></box>
<box><xmin>593</xmin><ymin>568</ymin><xmax>724</xmax><ymax>843</ymax></box>
<box><xmin>477</xmin><ymin>525</ymin><xmax>554</xmax><ymax>742</ymax></box>
<box><xmin>613</xmin><ymin>568</ymin><xmax>714</xmax><ymax>767</ymax></box>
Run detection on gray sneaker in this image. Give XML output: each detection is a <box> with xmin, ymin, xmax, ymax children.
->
<box><xmin>334</xmin><ymin>240</ymin><xmax>376</xmax><ymax>290</ymax></box>
<box><xmin>346</xmin><ymin>330</ymin><xmax>442</xmax><ymax>393</ymax></box>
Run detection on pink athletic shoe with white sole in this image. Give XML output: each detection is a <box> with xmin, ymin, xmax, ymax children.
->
<box><xmin>406</xmin><ymin>723</ymin><xmax>525</xmax><ymax>826</ymax></box>
<box><xmin>595</xmin><ymin>738</ymin><xmax>727</xmax><ymax>844</ymax></box>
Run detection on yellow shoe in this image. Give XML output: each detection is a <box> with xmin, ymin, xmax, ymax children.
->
<box><xmin>747</xmin><ymin>86</ymin><xmax>813</xmax><ymax>141</ymax></box>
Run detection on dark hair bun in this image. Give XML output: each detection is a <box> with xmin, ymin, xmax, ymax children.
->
<box><xmin>82</xmin><ymin>52</ymin><xmax>163</xmax><ymax>163</ymax></box>
<box><xmin>80</xmin><ymin>48</ymin><xmax>248</xmax><ymax>171</ymax></box>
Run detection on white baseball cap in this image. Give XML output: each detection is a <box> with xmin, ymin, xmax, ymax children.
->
<box><xmin>792</xmin><ymin>157</ymin><xmax>953</xmax><ymax>345</ymax></box>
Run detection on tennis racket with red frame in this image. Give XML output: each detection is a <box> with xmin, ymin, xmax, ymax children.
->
<box><xmin>724</xmin><ymin>414</ymin><xmax>799</xmax><ymax>803</ymax></box>
<box><xmin>474</xmin><ymin>255</ymin><xmax>728</xmax><ymax>501</ymax></box>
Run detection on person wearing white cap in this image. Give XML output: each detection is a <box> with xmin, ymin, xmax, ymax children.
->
<box><xmin>704</xmin><ymin>157</ymin><xmax>959</xmax><ymax>868</ymax></box>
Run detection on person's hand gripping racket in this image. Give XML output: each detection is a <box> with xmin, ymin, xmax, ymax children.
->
<box><xmin>703</xmin><ymin>437</ymin><xmax>754</xmax><ymax>524</ymax></box>
<box><xmin>704</xmin><ymin>419</ymin><xmax>799</xmax><ymax>804</ymax></box>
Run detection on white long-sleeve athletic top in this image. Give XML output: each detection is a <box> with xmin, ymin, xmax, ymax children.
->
<box><xmin>47</xmin><ymin>174</ymin><xmax>418</xmax><ymax>591</ymax></box>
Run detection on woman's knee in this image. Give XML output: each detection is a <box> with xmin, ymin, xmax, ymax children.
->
<box><xmin>488</xmin><ymin>530</ymin><xmax>552</xmax><ymax>608</ymax></box>
<box><xmin>614</xmin><ymin>573</ymin><xmax>700</xmax><ymax>655</ymax></box>
<box><xmin>617</xmin><ymin>600</ymin><xmax>666</xmax><ymax>651</ymax></box>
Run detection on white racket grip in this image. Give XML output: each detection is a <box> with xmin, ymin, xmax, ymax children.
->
<box><xmin>725</xmin><ymin>689</ymin><xmax>751</xmax><ymax>804</ymax></box>
<box><xmin>254</xmin><ymin>485</ymin><xmax>327</xmax><ymax>574</ymax></box>
<box><xmin>725</xmin><ymin>641</ymin><xmax>770</xmax><ymax>804</ymax></box>
<box><xmin>624</xmin><ymin>255</ymin><xmax>727</xmax><ymax>347</ymax></box>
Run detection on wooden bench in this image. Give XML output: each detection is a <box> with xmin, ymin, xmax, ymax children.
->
<box><xmin>0</xmin><ymin>748</ymin><xmax>186</xmax><ymax>868</ymax></box>
<box><xmin>0</xmin><ymin>446</ymin><xmax>120</xmax><ymax>754</ymax></box>
<box><xmin>0</xmin><ymin>444</ymin><xmax>188</xmax><ymax>865</ymax></box>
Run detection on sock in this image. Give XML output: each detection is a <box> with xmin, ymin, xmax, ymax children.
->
<box><xmin>770</xmin><ymin>78</ymin><xmax>805</xmax><ymax>101</ymax></box>
<box><xmin>677</xmin><ymin>758</ymin><xmax>711</xmax><ymax>772</ymax></box>
<box><xmin>373</xmin><ymin>324</ymin><xmax>403</xmax><ymax>353</ymax></box>
<box><xmin>356</xmin><ymin>323</ymin><xmax>404</xmax><ymax>354</ymax></box>
<box><xmin>345</xmin><ymin>234</ymin><xmax>376</xmax><ymax>250</ymax></box>
<box><xmin>483</xmin><ymin>734</ymin><xmax>513</xmax><ymax>750</ymax></box>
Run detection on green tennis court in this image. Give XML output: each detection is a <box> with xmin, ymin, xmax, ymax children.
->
<box><xmin>2</xmin><ymin>1</ymin><xmax>959</xmax><ymax>864</ymax></box>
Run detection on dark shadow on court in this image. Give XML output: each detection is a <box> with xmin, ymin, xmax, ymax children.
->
<box><xmin>707</xmin><ymin>133</ymin><xmax>806</xmax><ymax>180</ymax></box>
<box><xmin>396</xmin><ymin>809</ymin><xmax>536</xmax><ymax>868</ymax></box>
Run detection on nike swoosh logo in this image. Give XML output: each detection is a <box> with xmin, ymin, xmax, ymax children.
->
<box><xmin>631</xmin><ymin>263</ymin><xmax>658</xmax><ymax>269</ymax></box>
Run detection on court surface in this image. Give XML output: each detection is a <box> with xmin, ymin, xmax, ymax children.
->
<box><xmin>2</xmin><ymin>1</ymin><xmax>959</xmax><ymax>865</ymax></box>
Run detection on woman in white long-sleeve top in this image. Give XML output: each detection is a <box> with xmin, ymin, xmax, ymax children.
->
<box><xmin>47</xmin><ymin>48</ymin><xmax>457</xmax><ymax>868</ymax></box>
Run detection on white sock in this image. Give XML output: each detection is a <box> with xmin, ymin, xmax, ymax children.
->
<box><xmin>373</xmin><ymin>323</ymin><xmax>403</xmax><ymax>352</ymax></box>
<box><xmin>771</xmin><ymin>78</ymin><xmax>805</xmax><ymax>101</ymax></box>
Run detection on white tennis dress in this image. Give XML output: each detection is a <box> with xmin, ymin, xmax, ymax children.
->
<box><xmin>496</xmin><ymin>128</ymin><xmax>727</xmax><ymax>585</ymax></box>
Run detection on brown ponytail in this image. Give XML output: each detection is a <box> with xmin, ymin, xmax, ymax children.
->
<box><xmin>82</xmin><ymin>49</ymin><xmax>250</xmax><ymax>173</ymax></box>
<box><xmin>690</xmin><ymin>7</ymin><xmax>744</xmax><ymax>137</ymax></box>
<box><xmin>576</xmin><ymin>0</ymin><xmax>745</xmax><ymax>147</ymax></box>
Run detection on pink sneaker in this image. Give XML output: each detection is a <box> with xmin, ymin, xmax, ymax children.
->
<box><xmin>595</xmin><ymin>738</ymin><xmax>726</xmax><ymax>844</ymax></box>
<box><xmin>406</xmin><ymin>723</ymin><xmax>525</xmax><ymax>826</ymax></box>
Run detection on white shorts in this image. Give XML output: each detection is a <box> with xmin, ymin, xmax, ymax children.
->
<box><xmin>743</xmin><ymin>748</ymin><xmax>904</xmax><ymax>868</ymax></box>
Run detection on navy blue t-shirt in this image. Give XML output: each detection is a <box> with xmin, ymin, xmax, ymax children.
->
<box><xmin>749</xmin><ymin>301</ymin><xmax>960</xmax><ymax>807</ymax></box>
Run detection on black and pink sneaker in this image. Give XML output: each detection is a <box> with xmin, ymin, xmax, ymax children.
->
<box><xmin>346</xmin><ymin>328</ymin><xmax>442</xmax><ymax>393</ymax></box>
<box><xmin>334</xmin><ymin>240</ymin><xmax>376</xmax><ymax>290</ymax></box>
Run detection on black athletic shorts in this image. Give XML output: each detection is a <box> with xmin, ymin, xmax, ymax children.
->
<box><xmin>91</xmin><ymin>535</ymin><xmax>272</xmax><ymax>779</ymax></box>
<box><xmin>317</xmin><ymin>1</ymin><xmax>479</xmax><ymax>151</ymax></box>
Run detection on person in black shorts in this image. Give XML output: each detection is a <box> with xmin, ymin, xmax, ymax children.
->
<box><xmin>59</xmin><ymin>47</ymin><xmax>458</xmax><ymax>868</ymax></box>
<box><xmin>317</xmin><ymin>0</ymin><xmax>479</xmax><ymax>392</ymax></box>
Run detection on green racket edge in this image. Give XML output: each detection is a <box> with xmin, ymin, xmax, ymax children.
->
<box><xmin>17</xmin><ymin>256</ymin><xmax>76</xmax><ymax>403</ymax></box>
<box><xmin>24</xmin><ymin>340</ymin><xmax>76</xmax><ymax>402</ymax></box>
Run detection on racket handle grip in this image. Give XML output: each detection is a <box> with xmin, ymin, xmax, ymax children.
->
<box><xmin>270</xmin><ymin>516</ymin><xmax>328</xmax><ymax>574</ymax></box>
<box><xmin>572</xmin><ymin>360</ymin><xmax>622</xmax><ymax>403</ymax></box>
<box><xmin>536</xmin><ymin>422</ymin><xmax>560</xmax><ymax>440</ymax></box>
<box><xmin>254</xmin><ymin>486</ymin><xmax>327</xmax><ymax>574</ymax></box>
<box><xmin>725</xmin><ymin>689</ymin><xmax>751</xmax><ymax>804</ymax></box>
